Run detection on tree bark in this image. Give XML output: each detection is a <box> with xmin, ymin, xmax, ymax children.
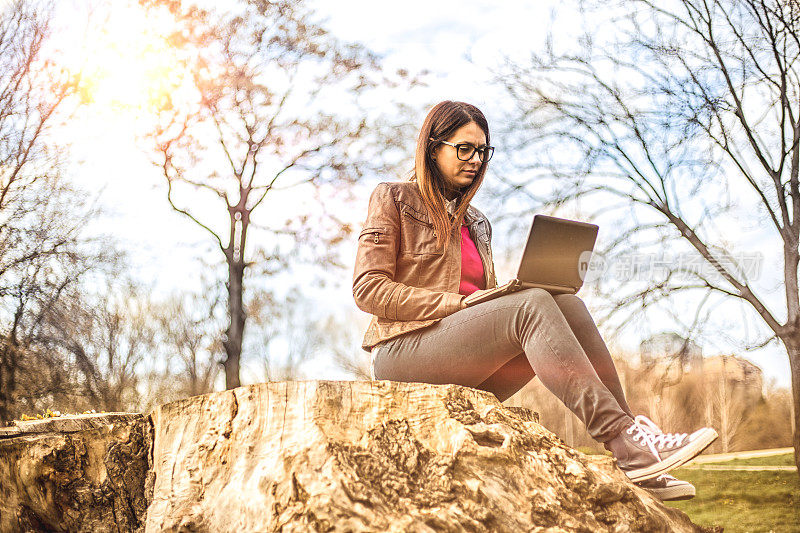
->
<box><xmin>785</xmin><ymin>337</ymin><xmax>800</xmax><ymax>476</ymax></box>
<box><xmin>222</xmin><ymin>255</ymin><xmax>245</xmax><ymax>390</ymax></box>
<box><xmin>777</xmin><ymin>332</ymin><xmax>800</xmax><ymax>477</ymax></box>
<box><xmin>0</xmin><ymin>413</ymin><xmax>149</xmax><ymax>532</ymax></box>
<box><xmin>0</xmin><ymin>343</ymin><xmax>17</xmax><ymax>425</ymax></box>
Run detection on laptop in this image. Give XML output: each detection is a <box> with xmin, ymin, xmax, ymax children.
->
<box><xmin>463</xmin><ymin>214</ymin><xmax>599</xmax><ymax>307</ymax></box>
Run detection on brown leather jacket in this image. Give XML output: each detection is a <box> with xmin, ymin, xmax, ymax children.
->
<box><xmin>353</xmin><ymin>181</ymin><xmax>498</xmax><ymax>351</ymax></box>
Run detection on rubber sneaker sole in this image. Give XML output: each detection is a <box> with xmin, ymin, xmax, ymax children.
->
<box><xmin>637</xmin><ymin>476</ymin><xmax>696</xmax><ymax>501</ymax></box>
<box><xmin>649</xmin><ymin>482</ymin><xmax>696</xmax><ymax>501</ymax></box>
<box><xmin>624</xmin><ymin>428</ymin><xmax>718</xmax><ymax>482</ymax></box>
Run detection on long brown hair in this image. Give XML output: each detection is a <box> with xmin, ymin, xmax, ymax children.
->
<box><xmin>412</xmin><ymin>101</ymin><xmax>490</xmax><ymax>252</ymax></box>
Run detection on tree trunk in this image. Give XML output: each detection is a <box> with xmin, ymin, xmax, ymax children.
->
<box><xmin>0</xmin><ymin>343</ymin><xmax>16</xmax><ymax>425</ymax></box>
<box><xmin>0</xmin><ymin>368</ymin><xmax>10</xmax><ymax>426</ymax></box>
<box><xmin>717</xmin><ymin>374</ymin><xmax>731</xmax><ymax>454</ymax></box>
<box><xmin>789</xmin><ymin>346</ymin><xmax>800</xmax><ymax>476</ymax></box>
<box><xmin>222</xmin><ymin>257</ymin><xmax>245</xmax><ymax>390</ymax></box>
<box><xmin>781</xmin><ymin>335</ymin><xmax>800</xmax><ymax>477</ymax></box>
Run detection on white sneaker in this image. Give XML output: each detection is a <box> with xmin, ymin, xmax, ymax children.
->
<box><xmin>608</xmin><ymin>415</ymin><xmax>718</xmax><ymax>482</ymax></box>
<box><xmin>636</xmin><ymin>473</ymin><xmax>696</xmax><ymax>501</ymax></box>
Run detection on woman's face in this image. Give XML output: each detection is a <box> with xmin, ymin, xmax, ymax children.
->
<box><xmin>432</xmin><ymin>121</ymin><xmax>487</xmax><ymax>197</ymax></box>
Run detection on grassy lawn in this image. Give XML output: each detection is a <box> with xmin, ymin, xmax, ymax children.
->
<box><xmin>712</xmin><ymin>453</ymin><xmax>795</xmax><ymax>468</ymax></box>
<box><xmin>666</xmin><ymin>455</ymin><xmax>799</xmax><ymax>533</ymax></box>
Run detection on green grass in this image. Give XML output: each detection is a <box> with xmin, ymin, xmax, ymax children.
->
<box><xmin>666</xmin><ymin>465</ymin><xmax>800</xmax><ymax>533</ymax></box>
<box><xmin>570</xmin><ymin>449</ymin><xmax>799</xmax><ymax>531</ymax></box>
<box><xmin>713</xmin><ymin>453</ymin><xmax>795</xmax><ymax>468</ymax></box>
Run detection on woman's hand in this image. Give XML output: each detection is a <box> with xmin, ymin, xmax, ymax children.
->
<box><xmin>460</xmin><ymin>289</ymin><xmax>493</xmax><ymax>309</ymax></box>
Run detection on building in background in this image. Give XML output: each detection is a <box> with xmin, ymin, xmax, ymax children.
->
<box><xmin>701</xmin><ymin>354</ymin><xmax>764</xmax><ymax>403</ymax></box>
<box><xmin>639</xmin><ymin>332</ymin><xmax>703</xmax><ymax>380</ymax></box>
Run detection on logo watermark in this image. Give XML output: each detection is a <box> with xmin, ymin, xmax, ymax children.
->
<box><xmin>578</xmin><ymin>251</ymin><xmax>764</xmax><ymax>282</ymax></box>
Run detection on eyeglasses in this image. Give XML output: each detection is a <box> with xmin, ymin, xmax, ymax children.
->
<box><xmin>431</xmin><ymin>139</ymin><xmax>495</xmax><ymax>162</ymax></box>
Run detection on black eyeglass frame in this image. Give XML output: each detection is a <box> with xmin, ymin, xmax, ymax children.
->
<box><xmin>430</xmin><ymin>138</ymin><xmax>495</xmax><ymax>162</ymax></box>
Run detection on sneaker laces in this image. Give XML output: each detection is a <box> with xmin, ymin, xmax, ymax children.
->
<box><xmin>625</xmin><ymin>420</ymin><xmax>662</xmax><ymax>459</ymax></box>
<box><xmin>629</xmin><ymin>415</ymin><xmax>688</xmax><ymax>453</ymax></box>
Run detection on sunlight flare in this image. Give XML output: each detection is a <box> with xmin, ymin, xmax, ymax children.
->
<box><xmin>59</xmin><ymin>0</ymin><xmax>187</xmax><ymax>116</ymax></box>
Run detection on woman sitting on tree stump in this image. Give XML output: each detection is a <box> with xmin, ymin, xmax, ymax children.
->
<box><xmin>352</xmin><ymin>100</ymin><xmax>718</xmax><ymax>502</ymax></box>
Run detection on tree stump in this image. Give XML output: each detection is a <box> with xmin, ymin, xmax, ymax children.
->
<box><xmin>0</xmin><ymin>382</ymin><xmax>716</xmax><ymax>532</ymax></box>
<box><xmin>145</xmin><ymin>380</ymin><xmax>710</xmax><ymax>532</ymax></box>
<box><xmin>0</xmin><ymin>413</ymin><xmax>150</xmax><ymax>532</ymax></box>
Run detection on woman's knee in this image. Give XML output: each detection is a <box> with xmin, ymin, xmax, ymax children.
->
<box><xmin>552</xmin><ymin>293</ymin><xmax>585</xmax><ymax>308</ymax></box>
<box><xmin>552</xmin><ymin>293</ymin><xmax>591</xmax><ymax>319</ymax></box>
<box><xmin>505</xmin><ymin>288</ymin><xmax>560</xmax><ymax>323</ymax></box>
<box><xmin>517</xmin><ymin>287</ymin><xmax>557</xmax><ymax>309</ymax></box>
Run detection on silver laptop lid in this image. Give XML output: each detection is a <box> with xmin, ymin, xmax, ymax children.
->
<box><xmin>515</xmin><ymin>214</ymin><xmax>599</xmax><ymax>290</ymax></box>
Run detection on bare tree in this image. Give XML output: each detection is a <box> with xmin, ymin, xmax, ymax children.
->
<box><xmin>154</xmin><ymin>292</ymin><xmax>221</xmax><ymax>398</ymax></box>
<box><xmin>0</xmin><ymin>0</ymin><xmax>74</xmax><ymax>213</ymax></box>
<box><xmin>40</xmin><ymin>280</ymin><xmax>158</xmax><ymax>413</ymax></box>
<box><xmin>0</xmin><ymin>175</ymin><xmax>121</xmax><ymax>420</ymax></box>
<box><xmin>139</xmin><ymin>0</ymin><xmax>417</xmax><ymax>389</ymax></box>
<box><xmin>699</xmin><ymin>357</ymin><xmax>748</xmax><ymax>453</ymax></box>
<box><xmin>318</xmin><ymin>311</ymin><xmax>372</xmax><ymax>381</ymax></box>
<box><xmin>244</xmin><ymin>288</ymin><xmax>327</xmax><ymax>382</ymax></box>
<box><xmin>0</xmin><ymin>0</ymin><xmax>126</xmax><ymax>423</ymax></box>
<box><xmin>134</xmin><ymin>289</ymin><xmax>223</xmax><ymax>410</ymax></box>
<box><xmin>495</xmin><ymin>0</ymin><xmax>800</xmax><ymax>473</ymax></box>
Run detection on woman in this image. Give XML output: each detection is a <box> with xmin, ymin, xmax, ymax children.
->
<box><xmin>352</xmin><ymin>100</ymin><xmax>716</xmax><ymax>502</ymax></box>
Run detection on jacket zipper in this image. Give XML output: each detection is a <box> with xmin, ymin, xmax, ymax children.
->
<box><xmin>360</xmin><ymin>227</ymin><xmax>387</xmax><ymax>244</ymax></box>
<box><xmin>404</xmin><ymin>209</ymin><xmax>437</xmax><ymax>238</ymax></box>
<box><xmin>481</xmin><ymin>235</ymin><xmax>491</xmax><ymax>287</ymax></box>
<box><xmin>403</xmin><ymin>209</ymin><xmax>433</xmax><ymax>228</ymax></box>
<box><xmin>476</xmin><ymin>230</ymin><xmax>493</xmax><ymax>288</ymax></box>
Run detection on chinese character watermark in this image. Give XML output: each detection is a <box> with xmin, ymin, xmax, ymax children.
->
<box><xmin>578</xmin><ymin>251</ymin><xmax>764</xmax><ymax>283</ymax></box>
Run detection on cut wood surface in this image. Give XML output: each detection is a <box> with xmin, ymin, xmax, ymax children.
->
<box><xmin>0</xmin><ymin>412</ymin><xmax>142</xmax><ymax>438</ymax></box>
<box><xmin>0</xmin><ymin>381</ymin><xmax>717</xmax><ymax>532</ymax></box>
<box><xmin>146</xmin><ymin>380</ymin><xmax>711</xmax><ymax>532</ymax></box>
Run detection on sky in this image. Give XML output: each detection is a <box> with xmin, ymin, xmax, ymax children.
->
<box><xmin>35</xmin><ymin>0</ymin><xmax>794</xmax><ymax>388</ymax></box>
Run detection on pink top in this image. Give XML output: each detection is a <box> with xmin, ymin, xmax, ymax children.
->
<box><xmin>459</xmin><ymin>225</ymin><xmax>485</xmax><ymax>296</ymax></box>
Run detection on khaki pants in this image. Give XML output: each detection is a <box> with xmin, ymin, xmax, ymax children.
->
<box><xmin>372</xmin><ymin>288</ymin><xmax>634</xmax><ymax>442</ymax></box>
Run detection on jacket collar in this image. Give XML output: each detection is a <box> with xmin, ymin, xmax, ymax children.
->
<box><xmin>410</xmin><ymin>179</ymin><xmax>480</xmax><ymax>225</ymax></box>
<box><xmin>446</xmin><ymin>195</ymin><xmax>480</xmax><ymax>226</ymax></box>
<box><xmin>445</xmin><ymin>196</ymin><xmax>458</xmax><ymax>217</ymax></box>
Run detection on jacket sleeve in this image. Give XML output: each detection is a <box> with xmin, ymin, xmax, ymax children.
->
<box><xmin>352</xmin><ymin>183</ymin><xmax>464</xmax><ymax>320</ymax></box>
